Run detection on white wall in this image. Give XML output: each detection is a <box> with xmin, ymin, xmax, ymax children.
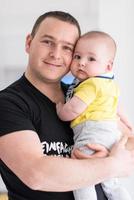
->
<box><xmin>99</xmin><ymin>0</ymin><xmax>134</xmax><ymax>197</ymax></box>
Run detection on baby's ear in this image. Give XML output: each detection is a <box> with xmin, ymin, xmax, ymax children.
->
<box><xmin>106</xmin><ymin>60</ymin><xmax>113</xmax><ymax>72</ymax></box>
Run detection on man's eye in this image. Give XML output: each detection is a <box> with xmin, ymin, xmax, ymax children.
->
<box><xmin>42</xmin><ymin>40</ymin><xmax>53</xmax><ymax>46</ymax></box>
<box><xmin>88</xmin><ymin>57</ymin><xmax>96</xmax><ymax>61</ymax></box>
<box><xmin>73</xmin><ymin>54</ymin><xmax>81</xmax><ymax>59</ymax></box>
<box><xmin>63</xmin><ymin>46</ymin><xmax>73</xmax><ymax>52</ymax></box>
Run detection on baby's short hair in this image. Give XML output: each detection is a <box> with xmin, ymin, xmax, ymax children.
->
<box><xmin>82</xmin><ymin>30</ymin><xmax>117</xmax><ymax>60</ymax></box>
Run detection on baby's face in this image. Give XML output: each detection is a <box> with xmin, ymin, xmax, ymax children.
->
<box><xmin>70</xmin><ymin>36</ymin><xmax>113</xmax><ymax>81</ymax></box>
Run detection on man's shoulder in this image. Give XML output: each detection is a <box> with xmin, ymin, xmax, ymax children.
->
<box><xmin>0</xmin><ymin>76</ymin><xmax>32</xmax><ymax>108</ymax></box>
<box><xmin>0</xmin><ymin>75</ymin><xmax>24</xmax><ymax>92</ymax></box>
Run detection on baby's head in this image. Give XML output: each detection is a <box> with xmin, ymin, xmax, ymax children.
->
<box><xmin>71</xmin><ymin>31</ymin><xmax>116</xmax><ymax>81</ymax></box>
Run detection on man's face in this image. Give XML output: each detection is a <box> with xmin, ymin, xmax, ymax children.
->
<box><xmin>25</xmin><ymin>17</ymin><xmax>79</xmax><ymax>83</ymax></box>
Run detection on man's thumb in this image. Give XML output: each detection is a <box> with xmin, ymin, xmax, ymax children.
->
<box><xmin>119</xmin><ymin>135</ymin><xmax>128</xmax><ymax>146</ymax></box>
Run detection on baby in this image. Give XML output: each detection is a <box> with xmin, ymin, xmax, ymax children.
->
<box><xmin>56</xmin><ymin>31</ymin><xmax>132</xmax><ymax>200</ymax></box>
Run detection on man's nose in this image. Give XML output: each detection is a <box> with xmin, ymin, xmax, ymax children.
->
<box><xmin>49</xmin><ymin>46</ymin><xmax>61</xmax><ymax>60</ymax></box>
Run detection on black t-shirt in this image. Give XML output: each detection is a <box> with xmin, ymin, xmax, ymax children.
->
<box><xmin>0</xmin><ymin>75</ymin><xmax>107</xmax><ymax>200</ymax></box>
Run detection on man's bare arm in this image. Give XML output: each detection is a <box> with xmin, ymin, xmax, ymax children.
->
<box><xmin>117</xmin><ymin>104</ymin><xmax>134</xmax><ymax>134</ymax></box>
<box><xmin>0</xmin><ymin>131</ymin><xmax>134</xmax><ymax>192</ymax></box>
<box><xmin>126</xmin><ymin>136</ymin><xmax>134</xmax><ymax>150</ymax></box>
<box><xmin>118</xmin><ymin>119</ymin><xmax>133</xmax><ymax>137</ymax></box>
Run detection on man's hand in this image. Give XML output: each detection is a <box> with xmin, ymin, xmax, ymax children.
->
<box><xmin>125</xmin><ymin>135</ymin><xmax>134</xmax><ymax>150</ymax></box>
<box><xmin>118</xmin><ymin>120</ymin><xmax>134</xmax><ymax>137</ymax></box>
<box><xmin>72</xmin><ymin>144</ymin><xmax>109</xmax><ymax>159</ymax></box>
<box><xmin>109</xmin><ymin>136</ymin><xmax>134</xmax><ymax>177</ymax></box>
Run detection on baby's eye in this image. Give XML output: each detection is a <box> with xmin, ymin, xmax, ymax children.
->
<box><xmin>73</xmin><ymin>54</ymin><xmax>81</xmax><ymax>60</ymax></box>
<box><xmin>88</xmin><ymin>57</ymin><xmax>96</xmax><ymax>61</ymax></box>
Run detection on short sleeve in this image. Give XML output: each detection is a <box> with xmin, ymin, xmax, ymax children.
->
<box><xmin>74</xmin><ymin>79</ymin><xmax>97</xmax><ymax>105</ymax></box>
<box><xmin>0</xmin><ymin>96</ymin><xmax>36</xmax><ymax>136</ymax></box>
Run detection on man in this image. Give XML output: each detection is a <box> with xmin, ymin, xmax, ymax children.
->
<box><xmin>0</xmin><ymin>11</ymin><xmax>134</xmax><ymax>200</ymax></box>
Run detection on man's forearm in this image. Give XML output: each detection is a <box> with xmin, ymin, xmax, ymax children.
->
<box><xmin>30</xmin><ymin>137</ymin><xmax>134</xmax><ymax>192</ymax></box>
<box><xmin>1</xmin><ymin>131</ymin><xmax>134</xmax><ymax>193</ymax></box>
<box><xmin>28</xmin><ymin>156</ymin><xmax>115</xmax><ymax>192</ymax></box>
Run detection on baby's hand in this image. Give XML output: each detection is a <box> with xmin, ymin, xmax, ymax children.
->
<box><xmin>72</xmin><ymin>144</ymin><xmax>108</xmax><ymax>159</ymax></box>
<box><xmin>56</xmin><ymin>102</ymin><xmax>63</xmax><ymax>115</ymax></box>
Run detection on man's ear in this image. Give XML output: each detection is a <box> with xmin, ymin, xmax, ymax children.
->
<box><xmin>25</xmin><ymin>34</ymin><xmax>33</xmax><ymax>53</ymax></box>
<box><xmin>106</xmin><ymin>60</ymin><xmax>113</xmax><ymax>72</ymax></box>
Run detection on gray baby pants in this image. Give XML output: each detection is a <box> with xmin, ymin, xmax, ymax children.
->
<box><xmin>73</xmin><ymin>121</ymin><xmax>131</xmax><ymax>200</ymax></box>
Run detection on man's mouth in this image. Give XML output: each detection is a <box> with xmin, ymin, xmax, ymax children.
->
<box><xmin>43</xmin><ymin>61</ymin><xmax>62</xmax><ymax>67</ymax></box>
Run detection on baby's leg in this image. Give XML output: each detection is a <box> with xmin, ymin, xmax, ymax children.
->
<box><xmin>101</xmin><ymin>178</ymin><xmax>132</xmax><ymax>200</ymax></box>
<box><xmin>73</xmin><ymin>185</ymin><xmax>97</xmax><ymax>200</ymax></box>
<box><xmin>73</xmin><ymin>147</ymin><xmax>97</xmax><ymax>200</ymax></box>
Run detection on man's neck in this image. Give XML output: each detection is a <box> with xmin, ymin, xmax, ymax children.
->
<box><xmin>25</xmin><ymin>72</ymin><xmax>65</xmax><ymax>104</ymax></box>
